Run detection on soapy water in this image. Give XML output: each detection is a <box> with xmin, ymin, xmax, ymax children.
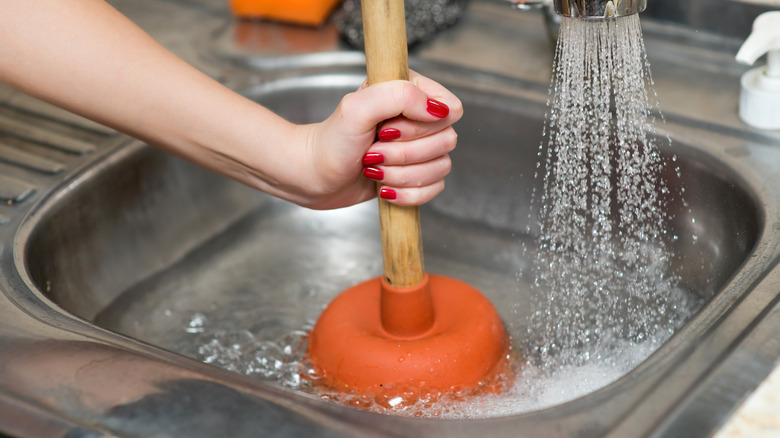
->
<box><xmin>175</xmin><ymin>302</ymin><xmax>680</xmax><ymax>417</ymax></box>
<box><xmin>112</xmin><ymin>14</ymin><xmax>701</xmax><ymax>418</ymax></box>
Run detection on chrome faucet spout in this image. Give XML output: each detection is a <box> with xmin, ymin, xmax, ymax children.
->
<box><xmin>553</xmin><ymin>0</ymin><xmax>646</xmax><ymax>18</ymax></box>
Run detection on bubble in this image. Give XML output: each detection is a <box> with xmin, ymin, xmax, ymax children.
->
<box><xmin>185</xmin><ymin>312</ymin><xmax>208</xmax><ymax>333</ymax></box>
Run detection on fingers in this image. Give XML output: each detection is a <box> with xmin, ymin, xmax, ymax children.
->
<box><xmin>377</xmin><ymin>180</ymin><xmax>447</xmax><ymax>206</ymax></box>
<box><xmin>362</xmin><ymin>161</ymin><xmax>452</xmax><ymax>205</ymax></box>
<box><xmin>409</xmin><ymin>70</ymin><xmax>456</xmax><ymax>103</ymax></box>
<box><xmin>409</xmin><ymin>69</ymin><xmax>463</xmax><ymax>125</ymax></box>
<box><xmin>361</xmin><ymin>126</ymin><xmax>456</xmax><ymax>206</ymax></box>
<box><xmin>341</xmin><ymin>76</ymin><xmax>462</xmax><ymax>135</ymax></box>
<box><xmin>364</xmin><ymin>154</ymin><xmax>452</xmax><ymax>190</ymax></box>
<box><xmin>371</xmin><ymin>126</ymin><xmax>457</xmax><ymax>165</ymax></box>
<box><xmin>373</xmin><ymin>72</ymin><xmax>462</xmax><ymax>146</ymax></box>
<box><xmin>325</xmin><ymin>72</ymin><xmax>461</xmax><ymax>207</ymax></box>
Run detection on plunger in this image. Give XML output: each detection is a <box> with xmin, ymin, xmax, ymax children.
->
<box><xmin>307</xmin><ymin>0</ymin><xmax>510</xmax><ymax>395</ymax></box>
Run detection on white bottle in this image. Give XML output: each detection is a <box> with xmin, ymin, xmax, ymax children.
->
<box><xmin>736</xmin><ymin>11</ymin><xmax>780</xmax><ymax>130</ymax></box>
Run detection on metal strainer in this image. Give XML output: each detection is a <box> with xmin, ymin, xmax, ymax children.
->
<box><xmin>333</xmin><ymin>0</ymin><xmax>469</xmax><ymax>48</ymax></box>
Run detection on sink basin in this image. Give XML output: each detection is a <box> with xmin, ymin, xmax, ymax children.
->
<box><xmin>85</xmin><ymin>74</ymin><xmax>755</xmax><ymax>372</ymax></box>
<box><xmin>4</xmin><ymin>63</ymin><xmax>779</xmax><ymax>437</ymax></box>
<box><xmin>0</xmin><ymin>0</ymin><xmax>778</xmax><ymax>433</ymax></box>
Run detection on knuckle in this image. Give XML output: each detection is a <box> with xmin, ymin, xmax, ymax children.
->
<box><xmin>445</xmin><ymin>128</ymin><xmax>458</xmax><ymax>151</ymax></box>
<box><xmin>430</xmin><ymin>181</ymin><xmax>445</xmax><ymax>199</ymax></box>
<box><xmin>403</xmin><ymin>189</ymin><xmax>422</xmax><ymax>206</ymax></box>
<box><xmin>449</xmin><ymin>98</ymin><xmax>464</xmax><ymax>120</ymax></box>
<box><xmin>398</xmin><ymin>146</ymin><xmax>411</xmax><ymax>165</ymax></box>
<box><xmin>338</xmin><ymin>91</ymin><xmax>361</xmax><ymax>119</ymax></box>
<box><xmin>441</xmin><ymin>156</ymin><xmax>453</xmax><ymax>176</ymax></box>
<box><xmin>399</xmin><ymin>168</ymin><xmax>414</xmax><ymax>187</ymax></box>
<box><xmin>394</xmin><ymin>81</ymin><xmax>419</xmax><ymax>109</ymax></box>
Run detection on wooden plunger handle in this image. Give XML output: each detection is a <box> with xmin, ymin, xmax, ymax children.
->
<box><xmin>361</xmin><ymin>0</ymin><xmax>425</xmax><ymax>288</ymax></box>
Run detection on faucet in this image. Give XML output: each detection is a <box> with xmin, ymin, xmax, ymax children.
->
<box><xmin>550</xmin><ymin>0</ymin><xmax>646</xmax><ymax>18</ymax></box>
<box><xmin>508</xmin><ymin>0</ymin><xmax>644</xmax><ymax>17</ymax></box>
<box><xmin>503</xmin><ymin>0</ymin><xmax>645</xmax><ymax>43</ymax></box>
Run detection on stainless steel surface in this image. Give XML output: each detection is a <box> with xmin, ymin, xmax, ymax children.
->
<box><xmin>508</xmin><ymin>0</ymin><xmax>551</xmax><ymax>10</ymax></box>
<box><xmin>553</xmin><ymin>0</ymin><xmax>646</xmax><ymax>18</ymax></box>
<box><xmin>1</xmin><ymin>0</ymin><xmax>780</xmax><ymax>437</ymax></box>
<box><xmin>502</xmin><ymin>0</ymin><xmax>561</xmax><ymax>42</ymax></box>
<box><xmin>644</xmin><ymin>0</ymin><xmax>777</xmax><ymax>39</ymax></box>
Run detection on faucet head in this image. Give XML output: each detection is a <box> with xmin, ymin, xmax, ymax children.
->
<box><xmin>553</xmin><ymin>0</ymin><xmax>646</xmax><ymax>18</ymax></box>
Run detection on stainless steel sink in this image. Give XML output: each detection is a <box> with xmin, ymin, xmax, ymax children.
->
<box><xmin>46</xmin><ymin>72</ymin><xmax>759</xmax><ymax>376</ymax></box>
<box><xmin>1</xmin><ymin>65</ymin><xmax>778</xmax><ymax>436</ymax></box>
<box><xmin>3</xmin><ymin>1</ymin><xmax>780</xmax><ymax>437</ymax></box>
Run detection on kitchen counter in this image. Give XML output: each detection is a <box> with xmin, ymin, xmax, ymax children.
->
<box><xmin>716</xmin><ymin>362</ymin><xmax>780</xmax><ymax>438</ymax></box>
<box><xmin>0</xmin><ymin>0</ymin><xmax>776</xmax><ymax>436</ymax></box>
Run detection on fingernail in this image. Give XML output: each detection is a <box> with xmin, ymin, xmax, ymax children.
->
<box><xmin>378</xmin><ymin>128</ymin><xmax>401</xmax><ymax>141</ymax></box>
<box><xmin>426</xmin><ymin>98</ymin><xmax>449</xmax><ymax>118</ymax></box>
<box><xmin>379</xmin><ymin>187</ymin><xmax>397</xmax><ymax>200</ymax></box>
<box><xmin>363</xmin><ymin>166</ymin><xmax>384</xmax><ymax>181</ymax></box>
<box><xmin>361</xmin><ymin>152</ymin><xmax>385</xmax><ymax>166</ymax></box>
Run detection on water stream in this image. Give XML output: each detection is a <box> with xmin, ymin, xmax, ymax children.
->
<box><xmin>528</xmin><ymin>14</ymin><xmax>694</xmax><ymax>371</ymax></box>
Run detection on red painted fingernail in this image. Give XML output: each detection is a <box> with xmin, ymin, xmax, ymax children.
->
<box><xmin>363</xmin><ymin>166</ymin><xmax>384</xmax><ymax>181</ymax></box>
<box><xmin>426</xmin><ymin>99</ymin><xmax>449</xmax><ymax>118</ymax></box>
<box><xmin>379</xmin><ymin>187</ymin><xmax>397</xmax><ymax>200</ymax></box>
<box><xmin>361</xmin><ymin>152</ymin><xmax>385</xmax><ymax>166</ymax></box>
<box><xmin>378</xmin><ymin>128</ymin><xmax>401</xmax><ymax>141</ymax></box>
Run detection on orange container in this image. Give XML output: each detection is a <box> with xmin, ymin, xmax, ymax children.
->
<box><xmin>229</xmin><ymin>0</ymin><xmax>342</xmax><ymax>26</ymax></box>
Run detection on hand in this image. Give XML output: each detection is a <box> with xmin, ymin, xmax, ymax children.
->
<box><xmin>297</xmin><ymin>71</ymin><xmax>462</xmax><ymax>210</ymax></box>
<box><xmin>0</xmin><ymin>1</ymin><xmax>461</xmax><ymax>212</ymax></box>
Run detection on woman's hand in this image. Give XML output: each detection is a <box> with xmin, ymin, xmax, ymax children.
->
<box><xmin>0</xmin><ymin>1</ymin><xmax>461</xmax><ymax>212</ymax></box>
<box><xmin>295</xmin><ymin>71</ymin><xmax>462</xmax><ymax>210</ymax></box>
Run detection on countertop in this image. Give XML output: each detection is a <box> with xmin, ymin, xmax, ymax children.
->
<box><xmin>7</xmin><ymin>0</ymin><xmax>780</xmax><ymax>438</ymax></box>
<box><xmin>715</xmin><ymin>362</ymin><xmax>780</xmax><ymax>438</ymax></box>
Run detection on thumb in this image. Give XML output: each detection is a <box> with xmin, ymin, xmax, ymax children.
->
<box><xmin>339</xmin><ymin>80</ymin><xmax>449</xmax><ymax>132</ymax></box>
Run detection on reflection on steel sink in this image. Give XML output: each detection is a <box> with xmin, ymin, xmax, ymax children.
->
<box><xmin>2</xmin><ymin>67</ymin><xmax>779</xmax><ymax>437</ymax></box>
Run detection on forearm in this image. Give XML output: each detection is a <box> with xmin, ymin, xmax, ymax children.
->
<box><xmin>0</xmin><ymin>0</ymin><xmax>461</xmax><ymax>210</ymax></box>
<box><xmin>0</xmin><ymin>0</ymin><xmax>307</xmax><ymax>201</ymax></box>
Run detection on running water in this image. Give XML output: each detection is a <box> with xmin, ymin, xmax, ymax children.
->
<box><xmin>528</xmin><ymin>15</ymin><xmax>695</xmax><ymax>370</ymax></box>
<box><xmin>104</xmin><ymin>14</ymin><xmax>701</xmax><ymax>418</ymax></box>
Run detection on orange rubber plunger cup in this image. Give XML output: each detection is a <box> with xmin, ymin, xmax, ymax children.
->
<box><xmin>308</xmin><ymin>274</ymin><xmax>509</xmax><ymax>392</ymax></box>
<box><xmin>306</xmin><ymin>0</ymin><xmax>510</xmax><ymax>395</ymax></box>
